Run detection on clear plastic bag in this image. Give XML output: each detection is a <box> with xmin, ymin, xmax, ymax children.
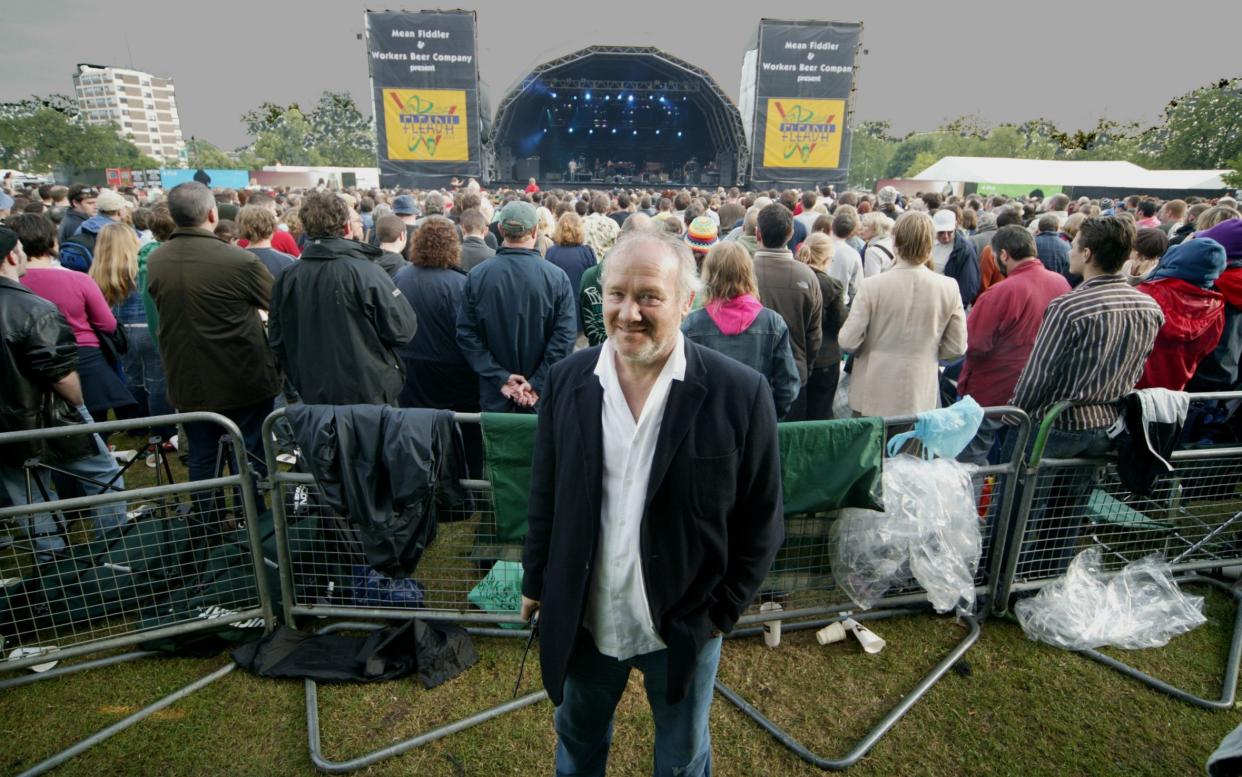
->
<box><xmin>1014</xmin><ymin>548</ymin><xmax>1206</xmax><ymax>651</ymax></box>
<box><xmin>831</xmin><ymin>455</ymin><xmax>981</xmax><ymax>614</ymax></box>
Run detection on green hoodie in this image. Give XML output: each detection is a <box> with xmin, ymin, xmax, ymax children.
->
<box><xmin>137</xmin><ymin>241</ymin><xmax>161</xmax><ymax>349</ymax></box>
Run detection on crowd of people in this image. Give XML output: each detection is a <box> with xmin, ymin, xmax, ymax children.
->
<box><xmin>2</xmin><ymin>170</ymin><xmax>1241</xmax><ymax>775</ymax></box>
<box><xmin>2</xmin><ymin>177</ymin><xmax>1241</xmax><ymax>484</ymax></box>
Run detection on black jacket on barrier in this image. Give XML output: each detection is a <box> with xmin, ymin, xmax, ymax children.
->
<box><xmin>269</xmin><ymin>236</ymin><xmax>418</xmax><ymax>406</ymax></box>
<box><xmin>287</xmin><ymin>404</ymin><xmax>464</xmax><ymax>578</ymax></box>
<box><xmin>522</xmin><ymin>340</ymin><xmax>784</xmax><ymax>706</ymax></box>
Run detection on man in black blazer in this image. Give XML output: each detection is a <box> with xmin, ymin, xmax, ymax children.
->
<box><xmin>521</xmin><ymin>228</ymin><xmax>784</xmax><ymax>776</ymax></box>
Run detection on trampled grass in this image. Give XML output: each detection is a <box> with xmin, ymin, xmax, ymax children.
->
<box><xmin>1</xmin><ymin>593</ymin><xmax>1239</xmax><ymax>776</ymax></box>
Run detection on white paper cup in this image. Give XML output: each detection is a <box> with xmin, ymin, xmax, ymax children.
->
<box><xmin>8</xmin><ymin>647</ymin><xmax>59</xmax><ymax>673</ymax></box>
<box><xmin>844</xmin><ymin>618</ymin><xmax>886</xmax><ymax>654</ymax></box>
<box><xmin>760</xmin><ymin>601</ymin><xmax>783</xmax><ymax>647</ymax></box>
<box><xmin>816</xmin><ymin>621</ymin><xmax>847</xmax><ymax>645</ymax></box>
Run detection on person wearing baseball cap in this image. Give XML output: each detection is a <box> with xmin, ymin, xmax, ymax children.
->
<box><xmin>65</xmin><ymin>189</ymin><xmax>136</xmax><ymax>263</ymax></box>
<box><xmin>456</xmin><ymin>199</ymin><xmax>577</xmax><ymax>412</ymax></box>
<box><xmin>931</xmin><ymin>208</ymin><xmax>981</xmax><ymax>306</ymax></box>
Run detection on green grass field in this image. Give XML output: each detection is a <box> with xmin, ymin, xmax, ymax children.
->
<box><xmin>0</xmin><ymin>590</ymin><xmax>1238</xmax><ymax>776</ymax></box>
<box><xmin>2</xmin><ymin>429</ymin><xmax>1240</xmax><ymax>776</ymax></box>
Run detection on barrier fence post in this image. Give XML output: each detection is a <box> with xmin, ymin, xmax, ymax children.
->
<box><xmin>261</xmin><ymin>408</ymin><xmax>548</xmax><ymax>773</ymax></box>
<box><xmin>0</xmin><ymin>412</ymin><xmax>275</xmax><ymax>774</ymax></box>
<box><xmin>994</xmin><ymin>391</ymin><xmax>1242</xmax><ymax>708</ymax></box>
<box><xmin>715</xmin><ymin>407</ymin><xmax>1029</xmax><ymax>769</ymax></box>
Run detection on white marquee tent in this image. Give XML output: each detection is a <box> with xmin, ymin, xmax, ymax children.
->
<box><xmin>911</xmin><ymin>156</ymin><xmax>1230</xmax><ymax>192</ymax></box>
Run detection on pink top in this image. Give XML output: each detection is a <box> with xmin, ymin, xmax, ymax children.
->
<box><xmin>705</xmin><ymin>294</ymin><xmax>764</xmax><ymax>335</ymax></box>
<box><xmin>20</xmin><ymin>267</ymin><xmax>116</xmax><ymax>348</ymax></box>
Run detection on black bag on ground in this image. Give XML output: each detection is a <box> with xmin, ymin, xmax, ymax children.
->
<box><xmin>230</xmin><ymin>619</ymin><xmax>477</xmax><ymax>688</ymax></box>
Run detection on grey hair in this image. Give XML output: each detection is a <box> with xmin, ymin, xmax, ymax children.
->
<box><xmin>167</xmin><ymin>182</ymin><xmax>215</xmax><ymax>227</ymax></box>
<box><xmin>424</xmin><ymin>192</ymin><xmax>445</xmax><ymax>214</ymax></box>
<box><xmin>600</xmin><ymin>227</ymin><xmax>701</xmax><ymax>304</ymax></box>
<box><xmin>860</xmin><ymin>211</ymin><xmax>894</xmax><ymax>237</ymax></box>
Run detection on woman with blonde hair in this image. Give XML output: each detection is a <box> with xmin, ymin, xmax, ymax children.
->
<box><xmin>838</xmin><ymin>211</ymin><xmax>967</xmax><ymax>416</ymax></box>
<box><xmin>534</xmin><ymin>205</ymin><xmax>556</xmax><ymax>256</ymax></box>
<box><xmin>545</xmin><ymin>212</ymin><xmax>598</xmax><ymax>333</ymax></box>
<box><xmin>682</xmin><ymin>241</ymin><xmax>800</xmax><ymax>418</ymax></box>
<box><xmin>796</xmin><ymin>233</ymin><xmax>849</xmax><ymax>419</ymax></box>
<box><xmin>93</xmin><ymin>222</ymin><xmax>178</xmax><ymax>430</ymax></box>
<box><xmin>859</xmin><ymin>211</ymin><xmax>896</xmax><ymax>276</ymax></box>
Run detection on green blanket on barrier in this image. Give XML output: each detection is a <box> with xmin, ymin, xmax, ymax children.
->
<box><xmin>778</xmin><ymin>418</ymin><xmax>885</xmax><ymax>514</ymax></box>
<box><xmin>480</xmin><ymin>413</ymin><xmax>539</xmax><ymax>543</ymax></box>
<box><xmin>479</xmin><ymin>413</ymin><xmax>884</xmax><ymax>546</ymax></box>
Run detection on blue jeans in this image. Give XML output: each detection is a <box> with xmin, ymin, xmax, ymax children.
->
<box><xmin>119</xmin><ymin>324</ymin><xmax>175</xmax><ymax>439</ymax></box>
<box><xmin>554</xmin><ymin>631</ymin><xmax>722</xmax><ymax>777</ymax></box>
<box><xmin>0</xmin><ymin>407</ymin><xmax>126</xmax><ymax>562</ymax></box>
<box><xmin>183</xmin><ymin>398</ymin><xmax>272</xmax><ymax>524</ymax></box>
<box><xmin>1008</xmin><ymin>426</ymin><xmax>1112</xmax><ymax>578</ymax></box>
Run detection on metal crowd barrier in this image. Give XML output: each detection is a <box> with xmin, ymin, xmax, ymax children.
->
<box><xmin>715</xmin><ymin>407</ymin><xmax>1031</xmax><ymax>770</ymax></box>
<box><xmin>0</xmin><ymin>412</ymin><xmax>274</xmax><ymax>777</ymax></box>
<box><xmin>994</xmin><ymin>392</ymin><xmax>1242</xmax><ymax>709</ymax></box>
<box><xmin>261</xmin><ymin>408</ymin><xmax>546</xmax><ymax>774</ymax></box>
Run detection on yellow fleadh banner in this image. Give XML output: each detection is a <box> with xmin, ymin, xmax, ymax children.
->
<box><xmin>382</xmin><ymin>88</ymin><xmax>470</xmax><ymax>162</ymax></box>
<box><xmin>761</xmin><ymin>98</ymin><xmax>846</xmax><ymax>169</ymax></box>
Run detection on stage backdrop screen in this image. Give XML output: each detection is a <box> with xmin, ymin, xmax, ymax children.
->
<box><xmin>745</xmin><ymin>20</ymin><xmax>862</xmax><ymax>187</ymax></box>
<box><xmin>365</xmin><ymin>10</ymin><xmax>482</xmax><ymax>188</ymax></box>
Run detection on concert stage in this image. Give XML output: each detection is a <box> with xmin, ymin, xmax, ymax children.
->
<box><xmin>490</xmin><ymin>46</ymin><xmax>748</xmax><ymax>187</ymax></box>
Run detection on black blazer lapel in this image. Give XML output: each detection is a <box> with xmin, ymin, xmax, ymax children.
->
<box><xmin>643</xmin><ymin>344</ymin><xmax>708</xmax><ymax>515</ymax></box>
<box><xmin>572</xmin><ymin>372</ymin><xmax>604</xmax><ymax>521</ymax></box>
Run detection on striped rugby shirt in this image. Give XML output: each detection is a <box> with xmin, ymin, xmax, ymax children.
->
<box><xmin>1010</xmin><ymin>274</ymin><xmax>1164</xmax><ymax>430</ymax></box>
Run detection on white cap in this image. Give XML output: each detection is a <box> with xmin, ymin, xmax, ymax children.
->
<box><xmin>932</xmin><ymin>210</ymin><xmax>957</xmax><ymax>233</ymax></box>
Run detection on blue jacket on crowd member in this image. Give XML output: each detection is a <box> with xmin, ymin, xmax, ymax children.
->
<box><xmin>393</xmin><ymin>263</ymin><xmax>479</xmax><ymax>412</ymax></box>
<box><xmin>945</xmin><ymin>231</ymin><xmax>982</xmax><ymax>307</ymax></box>
<box><xmin>544</xmin><ymin>243</ymin><xmax>597</xmax><ymax>330</ymax></box>
<box><xmin>58</xmin><ymin>208</ymin><xmax>90</xmax><ymax>245</ymax></box>
<box><xmin>682</xmin><ymin>295</ymin><xmax>801</xmax><ymax>419</ymax></box>
<box><xmin>456</xmin><ymin>246</ymin><xmax>578</xmax><ymax>412</ymax></box>
<box><xmin>1035</xmin><ymin>229</ymin><xmax>1071</xmax><ymax>279</ymax></box>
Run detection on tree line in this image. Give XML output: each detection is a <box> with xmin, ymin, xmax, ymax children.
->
<box><xmin>2</xmin><ymin>79</ymin><xmax>1239</xmax><ymax>189</ymax></box>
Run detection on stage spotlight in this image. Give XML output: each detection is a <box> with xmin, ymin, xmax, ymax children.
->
<box><xmin>611</xmin><ymin>128</ymin><xmax>617</xmax><ymax>134</ymax></box>
<box><xmin>627</xmin><ymin>94</ymin><xmax>634</xmax><ymax>102</ymax></box>
<box><xmin>551</xmin><ymin>91</ymin><xmax>558</xmax><ymax>98</ymax></box>
<box><xmin>655</xmin><ymin>129</ymin><xmax>660</xmax><ymax>135</ymax></box>
<box><xmin>677</xmin><ymin>131</ymin><xmax>683</xmax><ymax>137</ymax></box>
<box><xmin>585</xmin><ymin>91</ymin><xmax>592</xmax><ymax>100</ymax></box>
<box><xmin>589</xmin><ymin>128</ymin><xmax>594</xmax><ymax>134</ymax></box>
<box><xmin>605</xmin><ymin>95</ymin><xmax>611</xmax><ymax>101</ymax></box>
<box><xmin>542</xmin><ymin>128</ymin><xmax>547</xmax><ymax>134</ymax></box>
<box><xmin>659</xmin><ymin>96</ymin><xmax>666</xmax><ymax>103</ymax></box>
<box><xmin>682</xmin><ymin>96</ymin><xmax>687</xmax><ymax>101</ymax></box>
<box><xmin>632</xmin><ymin>129</ymin><xmax>638</xmax><ymax>135</ymax></box>
<box><xmin>568</xmin><ymin>128</ymin><xmax>574</xmax><ymax>134</ymax></box>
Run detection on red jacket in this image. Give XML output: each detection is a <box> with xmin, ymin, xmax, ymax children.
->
<box><xmin>1136</xmin><ymin>277</ymin><xmax>1225</xmax><ymax>390</ymax></box>
<box><xmin>958</xmin><ymin>259</ymin><xmax>1070</xmax><ymax>407</ymax></box>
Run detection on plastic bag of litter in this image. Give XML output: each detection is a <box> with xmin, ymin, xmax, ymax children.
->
<box><xmin>1014</xmin><ymin>548</ymin><xmax>1206</xmax><ymax>651</ymax></box>
<box><xmin>831</xmin><ymin>455</ymin><xmax>981</xmax><ymax>614</ymax></box>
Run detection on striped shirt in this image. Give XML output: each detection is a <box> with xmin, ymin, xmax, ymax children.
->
<box><xmin>1010</xmin><ymin>274</ymin><xmax>1164</xmax><ymax>430</ymax></box>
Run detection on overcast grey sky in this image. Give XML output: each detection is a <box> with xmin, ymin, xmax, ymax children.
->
<box><xmin>4</xmin><ymin>1</ymin><xmax>1237</xmax><ymax>150</ymax></box>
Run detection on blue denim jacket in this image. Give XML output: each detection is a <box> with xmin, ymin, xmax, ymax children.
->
<box><xmin>682</xmin><ymin>306</ymin><xmax>801</xmax><ymax>418</ymax></box>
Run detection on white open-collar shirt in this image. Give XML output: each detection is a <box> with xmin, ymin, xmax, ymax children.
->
<box><xmin>584</xmin><ymin>332</ymin><xmax>687</xmax><ymax>659</ymax></box>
